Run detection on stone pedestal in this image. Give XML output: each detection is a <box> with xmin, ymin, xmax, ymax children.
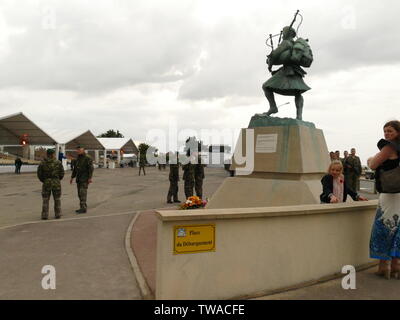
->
<box><xmin>206</xmin><ymin>116</ymin><xmax>331</xmax><ymax>209</ymax></box>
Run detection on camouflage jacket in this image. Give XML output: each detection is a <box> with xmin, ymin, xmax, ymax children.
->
<box><xmin>182</xmin><ymin>163</ymin><xmax>195</xmax><ymax>181</ymax></box>
<box><xmin>71</xmin><ymin>154</ymin><xmax>94</xmax><ymax>183</ymax></box>
<box><xmin>139</xmin><ymin>154</ymin><xmax>146</xmax><ymax>167</ymax></box>
<box><xmin>37</xmin><ymin>158</ymin><xmax>65</xmax><ymax>190</ymax></box>
<box><xmin>194</xmin><ymin>164</ymin><xmax>206</xmax><ymax>180</ymax></box>
<box><xmin>344</xmin><ymin>155</ymin><xmax>362</xmax><ymax>176</ymax></box>
<box><xmin>169</xmin><ymin>164</ymin><xmax>180</xmax><ymax>182</ymax></box>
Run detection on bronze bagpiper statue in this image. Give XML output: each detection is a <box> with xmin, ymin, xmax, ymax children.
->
<box><xmin>262</xmin><ymin>10</ymin><xmax>313</xmax><ymax>120</ymax></box>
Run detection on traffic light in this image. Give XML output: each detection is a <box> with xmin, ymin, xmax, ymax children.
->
<box><xmin>20</xmin><ymin>134</ymin><xmax>29</xmax><ymax>146</ymax></box>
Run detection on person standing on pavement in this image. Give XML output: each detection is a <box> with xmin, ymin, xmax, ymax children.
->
<box><xmin>37</xmin><ymin>149</ymin><xmax>65</xmax><ymax>220</ymax></box>
<box><xmin>167</xmin><ymin>153</ymin><xmax>181</xmax><ymax>204</ymax></box>
<box><xmin>182</xmin><ymin>162</ymin><xmax>194</xmax><ymax>199</ymax></box>
<box><xmin>14</xmin><ymin>157</ymin><xmax>22</xmax><ymax>174</ymax></box>
<box><xmin>194</xmin><ymin>154</ymin><xmax>206</xmax><ymax>199</ymax></box>
<box><xmin>139</xmin><ymin>152</ymin><xmax>146</xmax><ymax>176</ymax></box>
<box><xmin>70</xmin><ymin>146</ymin><xmax>94</xmax><ymax>214</ymax></box>
<box><xmin>342</xmin><ymin>150</ymin><xmax>349</xmax><ymax>179</ymax></box>
<box><xmin>368</xmin><ymin>120</ymin><xmax>400</xmax><ymax>279</ymax></box>
<box><xmin>344</xmin><ymin>148</ymin><xmax>362</xmax><ymax>192</ymax></box>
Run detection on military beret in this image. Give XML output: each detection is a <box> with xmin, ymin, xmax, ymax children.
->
<box><xmin>47</xmin><ymin>149</ymin><xmax>55</xmax><ymax>155</ymax></box>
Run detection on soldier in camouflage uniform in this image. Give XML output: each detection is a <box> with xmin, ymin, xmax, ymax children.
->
<box><xmin>182</xmin><ymin>162</ymin><xmax>195</xmax><ymax>199</ymax></box>
<box><xmin>70</xmin><ymin>146</ymin><xmax>94</xmax><ymax>214</ymax></box>
<box><xmin>194</xmin><ymin>156</ymin><xmax>206</xmax><ymax>199</ymax></box>
<box><xmin>344</xmin><ymin>148</ymin><xmax>362</xmax><ymax>192</ymax></box>
<box><xmin>139</xmin><ymin>153</ymin><xmax>146</xmax><ymax>176</ymax></box>
<box><xmin>37</xmin><ymin>149</ymin><xmax>65</xmax><ymax>220</ymax></box>
<box><xmin>167</xmin><ymin>165</ymin><xmax>181</xmax><ymax>204</ymax></box>
<box><xmin>167</xmin><ymin>152</ymin><xmax>180</xmax><ymax>203</ymax></box>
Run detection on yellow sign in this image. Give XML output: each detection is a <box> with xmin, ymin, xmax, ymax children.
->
<box><xmin>174</xmin><ymin>224</ymin><xmax>216</xmax><ymax>254</ymax></box>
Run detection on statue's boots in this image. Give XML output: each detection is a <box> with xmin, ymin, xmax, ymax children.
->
<box><xmin>265</xmin><ymin>106</ymin><xmax>278</xmax><ymax>116</ymax></box>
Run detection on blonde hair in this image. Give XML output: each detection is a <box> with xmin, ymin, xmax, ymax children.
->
<box><xmin>327</xmin><ymin>160</ymin><xmax>343</xmax><ymax>174</ymax></box>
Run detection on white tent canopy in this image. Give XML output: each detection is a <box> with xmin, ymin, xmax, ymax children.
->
<box><xmin>50</xmin><ymin>130</ymin><xmax>104</xmax><ymax>151</ymax></box>
<box><xmin>98</xmin><ymin>138</ymin><xmax>139</xmax><ymax>155</ymax></box>
<box><xmin>0</xmin><ymin>112</ymin><xmax>141</xmax><ymax>165</ymax></box>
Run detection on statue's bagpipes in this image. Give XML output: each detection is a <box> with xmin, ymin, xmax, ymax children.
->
<box><xmin>266</xmin><ymin>10</ymin><xmax>301</xmax><ymax>51</ymax></box>
<box><xmin>265</xmin><ymin>10</ymin><xmax>313</xmax><ymax>73</ymax></box>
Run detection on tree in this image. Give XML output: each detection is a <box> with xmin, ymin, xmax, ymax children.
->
<box><xmin>138</xmin><ymin>143</ymin><xmax>150</xmax><ymax>155</ymax></box>
<box><xmin>138</xmin><ymin>143</ymin><xmax>157</xmax><ymax>165</ymax></box>
<box><xmin>97</xmin><ymin>129</ymin><xmax>124</xmax><ymax>138</ymax></box>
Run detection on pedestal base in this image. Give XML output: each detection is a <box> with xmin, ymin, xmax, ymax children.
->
<box><xmin>206</xmin><ymin>116</ymin><xmax>331</xmax><ymax>209</ymax></box>
<box><xmin>206</xmin><ymin>175</ymin><xmax>324</xmax><ymax>209</ymax></box>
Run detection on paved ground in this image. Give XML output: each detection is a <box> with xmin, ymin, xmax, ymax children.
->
<box><xmin>0</xmin><ymin>165</ymin><xmax>39</xmax><ymax>174</ymax></box>
<box><xmin>0</xmin><ymin>166</ymin><xmax>227</xmax><ymax>228</ymax></box>
<box><xmin>0</xmin><ymin>213</ymin><xmax>140</xmax><ymax>300</ymax></box>
<box><xmin>0</xmin><ymin>166</ymin><xmax>228</xmax><ymax>299</ymax></box>
<box><xmin>256</xmin><ymin>267</ymin><xmax>400</xmax><ymax>300</ymax></box>
<box><xmin>131</xmin><ymin>210</ymin><xmax>159</xmax><ymax>296</ymax></box>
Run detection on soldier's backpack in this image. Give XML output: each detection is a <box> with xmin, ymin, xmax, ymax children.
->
<box><xmin>291</xmin><ymin>38</ymin><xmax>313</xmax><ymax>68</ymax></box>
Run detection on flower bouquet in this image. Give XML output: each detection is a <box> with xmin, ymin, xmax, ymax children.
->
<box><xmin>180</xmin><ymin>196</ymin><xmax>207</xmax><ymax>210</ymax></box>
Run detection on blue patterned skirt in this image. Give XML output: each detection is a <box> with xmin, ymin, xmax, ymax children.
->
<box><xmin>370</xmin><ymin>193</ymin><xmax>400</xmax><ymax>260</ymax></box>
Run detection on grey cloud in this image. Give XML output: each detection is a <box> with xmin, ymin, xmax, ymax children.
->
<box><xmin>0</xmin><ymin>0</ymin><xmax>203</xmax><ymax>92</ymax></box>
<box><xmin>179</xmin><ymin>0</ymin><xmax>400</xmax><ymax>101</ymax></box>
<box><xmin>0</xmin><ymin>0</ymin><xmax>399</xmax><ymax>103</ymax></box>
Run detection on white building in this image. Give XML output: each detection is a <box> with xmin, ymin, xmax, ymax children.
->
<box><xmin>97</xmin><ymin>138</ymin><xmax>139</xmax><ymax>167</ymax></box>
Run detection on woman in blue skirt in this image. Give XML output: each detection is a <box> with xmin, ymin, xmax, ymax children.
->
<box><xmin>369</xmin><ymin>120</ymin><xmax>400</xmax><ymax>279</ymax></box>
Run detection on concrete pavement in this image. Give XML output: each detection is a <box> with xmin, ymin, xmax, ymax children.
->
<box><xmin>0</xmin><ymin>167</ymin><xmax>229</xmax><ymax>299</ymax></box>
<box><xmin>255</xmin><ymin>267</ymin><xmax>400</xmax><ymax>300</ymax></box>
<box><xmin>0</xmin><ymin>213</ymin><xmax>141</xmax><ymax>300</ymax></box>
<box><xmin>0</xmin><ymin>166</ymin><xmax>228</xmax><ymax>228</ymax></box>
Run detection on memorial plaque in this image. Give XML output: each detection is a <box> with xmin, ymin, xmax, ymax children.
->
<box><xmin>174</xmin><ymin>224</ymin><xmax>216</xmax><ymax>254</ymax></box>
<box><xmin>255</xmin><ymin>134</ymin><xmax>278</xmax><ymax>153</ymax></box>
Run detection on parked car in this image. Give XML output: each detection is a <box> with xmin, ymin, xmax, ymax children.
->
<box><xmin>364</xmin><ymin>167</ymin><xmax>375</xmax><ymax>180</ymax></box>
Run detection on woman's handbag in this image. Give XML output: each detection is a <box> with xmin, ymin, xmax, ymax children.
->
<box><xmin>379</xmin><ymin>166</ymin><xmax>400</xmax><ymax>193</ymax></box>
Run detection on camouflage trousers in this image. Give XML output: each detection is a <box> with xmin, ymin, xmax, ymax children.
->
<box><xmin>42</xmin><ymin>187</ymin><xmax>62</xmax><ymax>219</ymax></box>
<box><xmin>167</xmin><ymin>180</ymin><xmax>179</xmax><ymax>201</ymax></box>
<box><xmin>184</xmin><ymin>179</ymin><xmax>194</xmax><ymax>199</ymax></box>
<box><xmin>195</xmin><ymin>178</ymin><xmax>204</xmax><ymax>199</ymax></box>
<box><xmin>77</xmin><ymin>182</ymin><xmax>89</xmax><ymax>210</ymax></box>
<box><xmin>346</xmin><ymin>174</ymin><xmax>360</xmax><ymax>192</ymax></box>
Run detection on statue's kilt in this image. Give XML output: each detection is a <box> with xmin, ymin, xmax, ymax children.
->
<box><xmin>263</xmin><ymin>65</ymin><xmax>311</xmax><ymax>96</ymax></box>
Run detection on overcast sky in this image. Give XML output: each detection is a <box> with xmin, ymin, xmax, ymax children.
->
<box><xmin>0</xmin><ymin>0</ymin><xmax>399</xmax><ymax>163</ymax></box>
